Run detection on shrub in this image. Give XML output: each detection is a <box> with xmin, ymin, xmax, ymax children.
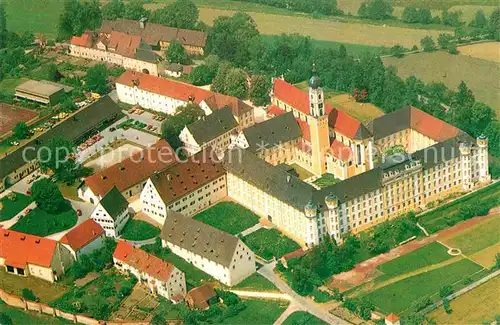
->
<box><xmin>0</xmin><ymin>313</ymin><xmax>13</xmax><ymax>325</ymax></box>
<box><xmin>413</xmin><ymin>297</ymin><xmax>432</xmax><ymax>312</ymax></box>
<box><xmin>21</xmin><ymin>288</ymin><xmax>37</xmax><ymax>301</ymax></box>
<box><xmin>443</xmin><ymin>298</ymin><xmax>452</xmax><ymax>314</ymax></box>
<box><xmin>439</xmin><ymin>284</ymin><xmax>453</xmax><ymax>298</ymax></box>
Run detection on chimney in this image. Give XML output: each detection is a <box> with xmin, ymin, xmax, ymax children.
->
<box><xmin>286</xmin><ymin>175</ymin><xmax>291</xmax><ymax>183</ymax></box>
<box><xmin>139</xmin><ymin>17</ymin><xmax>148</xmax><ymax>29</ymax></box>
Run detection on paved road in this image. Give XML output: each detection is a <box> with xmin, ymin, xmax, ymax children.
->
<box><xmin>229</xmin><ymin>290</ymin><xmax>290</xmax><ymax>300</ymax></box>
<box><xmin>258</xmin><ymin>262</ymin><xmax>348</xmax><ymax>325</ymax></box>
<box><xmin>274</xmin><ymin>303</ymin><xmax>303</xmax><ymax>325</ymax></box>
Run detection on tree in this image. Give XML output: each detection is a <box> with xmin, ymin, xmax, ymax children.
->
<box><xmin>442</xmin><ymin>9</ymin><xmax>463</xmax><ymax>27</ymax></box>
<box><xmin>249</xmin><ymin>74</ymin><xmax>270</xmax><ymax>106</ymax></box>
<box><xmin>483</xmin><ymin>121</ymin><xmax>500</xmax><ymax>157</ymax></box>
<box><xmin>402</xmin><ymin>7</ymin><xmax>419</xmax><ymax>23</ymax></box>
<box><xmin>124</xmin><ymin>0</ymin><xmax>150</xmax><ymax>21</ymax></box>
<box><xmin>443</xmin><ymin>298</ymin><xmax>452</xmax><ymax>314</ymax></box>
<box><xmin>488</xmin><ymin>8</ymin><xmax>500</xmax><ymax>40</ymax></box>
<box><xmin>455</xmin><ymin>102</ymin><xmax>495</xmax><ymax>137</ymax></box>
<box><xmin>85</xmin><ymin>63</ymin><xmax>109</xmax><ymax>94</ymax></box>
<box><xmin>358</xmin><ymin>0</ymin><xmax>393</xmax><ymax>20</ymax></box>
<box><xmin>454</xmin><ymin>81</ymin><xmax>475</xmax><ymax>107</ymax></box>
<box><xmin>161</xmin><ymin>103</ymin><xmax>204</xmax><ymax>151</ymax></box>
<box><xmin>447</xmin><ymin>42</ymin><xmax>459</xmax><ymax>54</ymax></box>
<box><xmin>0</xmin><ymin>313</ymin><xmax>13</xmax><ymax>325</ymax></box>
<box><xmin>437</xmin><ymin>33</ymin><xmax>454</xmax><ymax>49</ymax></box>
<box><xmin>21</xmin><ymin>288</ymin><xmax>38</xmax><ymax>301</ymax></box>
<box><xmin>208</xmin><ymin>13</ymin><xmax>260</xmax><ymax>67</ymax></box>
<box><xmin>45</xmin><ymin>63</ymin><xmax>60</xmax><ymax>81</ymax></box>
<box><xmin>495</xmin><ymin>253</ymin><xmax>500</xmax><ymax>269</ymax></box>
<box><xmin>419</xmin><ymin>8</ymin><xmax>433</xmax><ymax>24</ymax></box>
<box><xmin>390</xmin><ymin>44</ymin><xmax>405</xmax><ymax>58</ymax></box>
<box><xmin>439</xmin><ymin>285</ymin><xmax>453</xmax><ymax>298</ymax></box>
<box><xmin>151</xmin><ymin>313</ymin><xmax>166</xmax><ymax>325</ymax></box>
<box><xmin>469</xmin><ymin>9</ymin><xmax>487</xmax><ymax>28</ymax></box>
<box><xmin>31</xmin><ymin>178</ymin><xmax>66</xmax><ymax>213</ymax></box>
<box><xmin>189</xmin><ymin>64</ymin><xmax>214</xmax><ymax>85</ymax></box>
<box><xmin>420</xmin><ymin>36</ymin><xmax>436</xmax><ymax>52</ymax></box>
<box><xmin>102</xmin><ymin>0</ymin><xmax>126</xmax><ymax>20</ymax></box>
<box><xmin>0</xmin><ymin>0</ymin><xmax>7</xmax><ymax>49</ymax></box>
<box><xmin>58</xmin><ymin>0</ymin><xmax>102</xmax><ymax>39</ymax></box>
<box><xmin>224</xmin><ymin>68</ymin><xmax>248</xmax><ymax>99</ymax></box>
<box><xmin>13</xmin><ymin>122</ymin><xmax>30</xmax><ymax>139</ymax></box>
<box><xmin>166</xmin><ymin>41</ymin><xmax>188</xmax><ymax>64</ymax></box>
<box><xmin>151</xmin><ymin>0</ymin><xmax>198</xmax><ymax>29</ymax></box>
<box><xmin>211</xmin><ymin>61</ymin><xmax>231</xmax><ymax>94</ymax></box>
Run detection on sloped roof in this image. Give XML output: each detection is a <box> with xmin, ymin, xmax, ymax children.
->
<box><xmin>0</xmin><ymin>96</ymin><xmax>122</xmax><ymax>180</ymax></box>
<box><xmin>98</xmin><ymin>186</ymin><xmax>129</xmax><ymax>220</ymax></box>
<box><xmin>0</xmin><ymin>229</ymin><xmax>57</xmax><ymax>268</ymax></box>
<box><xmin>71</xmin><ymin>32</ymin><xmax>93</xmax><ymax>47</ymax></box>
<box><xmin>187</xmin><ymin>283</ymin><xmax>216</xmax><ymax>309</ymax></box>
<box><xmin>329</xmin><ymin>140</ymin><xmax>353</xmax><ymax>162</ymax></box>
<box><xmin>242</xmin><ymin>113</ymin><xmax>302</xmax><ymax>153</ymax></box>
<box><xmin>59</xmin><ymin>219</ymin><xmax>104</xmax><ymax>251</ymax></box>
<box><xmin>328</xmin><ymin>108</ymin><xmax>371</xmax><ymax>139</ymax></box>
<box><xmin>160</xmin><ymin>211</ymin><xmax>240</xmax><ymax>267</ymax></box>
<box><xmin>113</xmin><ymin>241</ymin><xmax>175</xmax><ymax>282</ymax></box>
<box><xmin>117</xmin><ymin>70</ymin><xmax>212</xmax><ymax>104</ymax></box>
<box><xmin>150</xmin><ymin>152</ymin><xmax>225</xmax><ymax>206</ymax></box>
<box><xmin>100</xmin><ymin>19</ymin><xmax>207</xmax><ymax>48</ymax></box>
<box><xmin>186</xmin><ymin>106</ymin><xmax>238</xmax><ymax>145</ymax></box>
<box><xmin>202</xmin><ymin>93</ymin><xmax>253</xmax><ymax>117</ymax></box>
<box><xmin>83</xmin><ymin>139</ymin><xmax>178</xmax><ymax>197</ymax></box>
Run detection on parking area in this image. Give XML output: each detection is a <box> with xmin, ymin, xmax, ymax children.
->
<box><xmin>124</xmin><ymin>108</ymin><xmax>163</xmax><ymax>133</ymax></box>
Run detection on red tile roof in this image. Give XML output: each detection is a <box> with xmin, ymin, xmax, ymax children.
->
<box><xmin>59</xmin><ymin>219</ymin><xmax>104</xmax><ymax>251</ymax></box>
<box><xmin>84</xmin><ymin>139</ymin><xmax>178</xmax><ymax>197</ymax></box>
<box><xmin>386</xmin><ymin>313</ymin><xmax>400</xmax><ymax>322</ymax></box>
<box><xmin>410</xmin><ymin>106</ymin><xmax>459</xmax><ymax>141</ymax></box>
<box><xmin>113</xmin><ymin>241</ymin><xmax>174</xmax><ymax>282</ymax></box>
<box><xmin>272</xmin><ymin>79</ymin><xmax>364</xmax><ymax>139</ymax></box>
<box><xmin>150</xmin><ymin>152</ymin><xmax>225</xmax><ymax>205</ymax></box>
<box><xmin>107</xmin><ymin>31</ymin><xmax>142</xmax><ymax>58</ymax></box>
<box><xmin>203</xmin><ymin>93</ymin><xmax>253</xmax><ymax>117</ymax></box>
<box><xmin>281</xmin><ymin>248</ymin><xmax>305</xmax><ymax>261</ymax></box>
<box><xmin>330</xmin><ymin>140</ymin><xmax>353</xmax><ymax>162</ymax></box>
<box><xmin>0</xmin><ymin>229</ymin><xmax>57</xmax><ymax>268</ymax></box>
<box><xmin>295</xmin><ymin>118</ymin><xmax>311</xmax><ymax>142</ymax></box>
<box><xmin>71</xmin><ymin>32</ymin><xmax>93</xmax><ymax>47</ymax></box>
<box><xmin>267</xmin><ymin>105</ymin><xmax>285</xmax><ymax>117</ymax></box>
<box><xmin>117</xmin><ymin>70</ymin><xmax>212</xmax><ymax>104</ymax></box>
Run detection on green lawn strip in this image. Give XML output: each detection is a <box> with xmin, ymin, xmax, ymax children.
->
<box><xmin>377</xmin><ymin>242</ymin><xmax>453</xmax><ymax>277</ymax></box>
<box><xmin>418</xmin><ymin>182</ymin><xmax>500</xmax><ymax>234</ymax></box>
<box><xmin>242</xmin><ymin>228</ymin><xmax>301</xmax><ymax>260</ymax></box>
<box><xmin>0</xmin><ymin>193</ymin><xmax>33</xmax><ymax>221</ymax></box>
<box><xmin>50</xmin><ymin>270</ymin><xmax>135</xmax><ymax>320</ymax></box>
<box><xmin>443</xmin><ymin>216</ymin><xmax>500</xmax><ymax>255</ymax></box>
<box><xmin>313</xmin><ymin>173</ymin><xmax>342</xmax><ymax>189</ymax></box>
<box><xmin>283</xmin><ymin>311</ymin><xmax>329</xmax><ymax>325</ymax></box>
<box><xmin>120</xmin><ymin>219</ymin><xmax>160</xmax><ymax>241</ymax></box>
<box><xmin>11</xmin><ymin>204</ymin><xmax>77</xmax><ymax>237</ymax></box>
<box><xmin>193</xmin><ymin>202</ymin><xmax>260</xmax><ymax>235</ymax></box>
<box><xmin>0</xmin><ymin>299</ymin><xmax>72</xmax><ymax>325</ymax></box>
<box><xmin>230</xmin><ymin>273</ymin><xmax>279</xmax><ymax>292</ymax></box>
<box><xmin>363</xmin><ymin>259</ymin><xmax>484</xmax><ymax>314</ymax></box>
<box><xmin>220</xmin><ymin>298</ymin><xmax>289</xmax><ymax>325</ymax></box>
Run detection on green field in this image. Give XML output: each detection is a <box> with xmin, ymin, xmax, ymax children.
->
<box><xmin>0</xmin><ymin>193</ymin><xmax>33</xmax><ymax>221</ymax></box>
<box><xmin>193</xmin><ymin>202</ymin><xmax>260</xmax><ymax>235</ymax></box>
<box><xmin>0</xmin><ymin>78</ymin><xmax>30</xmax><ymax>96</ymax></box>
<box><xmin>283</xmin><ymin>311</ymin><xmax>329</xmax><ymax>325</ymax></box>
<box><xmin>242</xmin><ymin>228</ymin><xmax>301</xmax><ymax>260</ymax></box>
<box><xmin>4</xmin><ymin>0</ymin><xmax>64</xmax><ymax>38</ymax></box>
<box><xmin>377</xmin><ymin>242</ymin><xmax>453</xmax><ymax>278</ymax></box>
<box><xmin>231</xmin><ymin>273</ymin><xmax>279</xmax><ymax>292</ymax></box>
<box><xmin>363</xmin><ymin>258</ymin><xmax>484</xmax><ymax>314</ymax></box>
<box><xmin>120</xmin><ymin>219</ymin><xmax>160</xmax><ymax>241</ymax></box>
<box><xmin>11</xmin><ymin>204</ymin><xmax>77</xmax><ymax>237</ymax></box>
<box><xmin>262</xmin><ymin>35</ymin><xmax>390</xmax><ymax>57</ymax></box>
<box><xmin>443</xmin><ymin>216</ymin><xmax>500</xmax><ymax>255</ymax></box>
<box><xmin>220</xmin><ymin>298</ymin><xmax>289</xmax><ymax>325</ymax></box>
<box><xmin>0</xmin><ymin>299</ymin><xmax>72</xmax><ymax>325</ymax></box>
<box><xmin>383</xmin><ymin>51</ymin><xmax>500</xmax><ymax>115</ymax></box>
<box><xmin>418</xmin><ymin>182</ymin><xmax>500</xmax><ymax>233</ymax></box>
<box><xmin>391</xmin><ymin>0</ymin><xmax>499</xmax><ymax>10</ymax></box>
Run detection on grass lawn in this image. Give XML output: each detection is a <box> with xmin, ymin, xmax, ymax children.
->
<box><xmin>193</xmin><ymin>202</ymin><xmax>260</xmax><ymax>235</ymax></box>
<box><xmin>0</xmin><ymin>269</ymin><xmax>69</xmax><ymax>303</ymax></box>
<box><xmin>231</xmin><ymin>273</ymin><xmax>279</xmax><ymax>292</ymax></box>
<box><xmin>220</xmin><ymin>298</ymin><xmax>289</xmax><ymax>325</ymax></box>
<box><xmin>242</xmin><ymin>228</ymin><xmax>301</xmax><ymax>260</ymax></box>
<box><xmin>0</xmin><ymin>77</ymin><xmax>30</xmax><ymax>96</ymax></box>
<box><xmin>418</xmin><ymin>182</ymin><xmax>500</xmax><ymax>234</ymax></box>
<box><xmin>363</xmin><ymin>258</ymin><xmax>484</xmax><ymax>314</ymax></box>
<box><xmin>0</xmin><ymin>299</ymin><xmax>72</xmax><ymax>325</ymax></box>
<box><xmin>50</xmin><ymin>269</ymin><xmax>135</xmax><ymax>320</ymax></box>
<box><xmin>313</xmin><ymin>173</ymin><xmax>341</xmax><ymax>189</ymax></box>
<box><xmin>154</xmin><ymin>298</ymin><xmax>188</xmax><ymax>321</ymax></box>
<box><xmin>4</xmin><ymin>0</ymin><xmax>63</xmax><ymax>38</ymax></box>
<box><xmin>377</xmin><ymin>242</ymin><xmax>453</xmax><ymax>278</ymax></box>
<box><xmin>429</xmin><ymin>275</ymin><xmax>500</xmax><ymax>324</ymax></box>
<box><xmin>57</xmin><ymin>182</ymin><xmax>82</xmax><ymax>201</ymax></box>
<box><xmin>11</xmin><ymin>203</ymin><xmax>77</xmax><ymax>237</ymax></box>
<box><xmin>283</xmin><ymin>311</ymin><xmax>329</xmax><ymax>325</ymax></box>
<box><xmin>0</xmin><ymin>192</ymin><xmax>33</xmax><ymax>221</ymax></box>
<box><xmin>120</xmin><ymin>219</ymin><xmax>160</xmax><ymax>241</ymax></box>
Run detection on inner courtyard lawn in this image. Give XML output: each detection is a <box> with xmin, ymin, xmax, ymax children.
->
<box><xmin>377</xmin><ymin>242</ymin><xmax>452</xmax><ymax>277</ymax></box>
<box><xmin>283</xmin><ymin>311</ymin><xmax>329</xmax><ymax>325</ymax></box>
<box><xmin>120</xmin><ymin>219</ymin><xmax>160</xmax><ymax>241</ymax></box>
<box><xmin>0</xmin><ymin>193</ymin><xmax>33</xmax><ymax>221</ymax></box>
<box><xmin>242</xmin><ymin>228</ymin><xmax>301</xmax><ymax>260</ymax></box>
<box><xmin>363</xmin><ymin>259</ymin><xmax>484</xmax><ymax>314</ymax></box>
<box><xmin>11</xmin><ymin>203</ymin><xmax>77</xmax><ymax>236</ymax></box>
<box><xmin>220</xmin><ymin>298</ymin><xmax>289</xmax><ymax>325</ymax></box>
<box><xmin>193</xmin><ymin>202</ymin><xmax>260</xmax><ymax>235</ymax></box>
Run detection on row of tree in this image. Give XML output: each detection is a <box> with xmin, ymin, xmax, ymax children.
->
<box><xmin>231</xmin><ymin>0</ymin><xmax>342</xmax><ymax>16</ymax></box>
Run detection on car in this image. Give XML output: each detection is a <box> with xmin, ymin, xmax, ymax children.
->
<box><xmin>77</xmin><ymin>209</ymin><xmax>82</xmax><ymax>216</ymax></box>
<box><xmin>10</xmin><ymin>141</ymin><xmax>20</xmax><ymax>146</ymax></box>
<box><xmin>33</xmin><ymin>127</ymin><xmax>44</xmax><ymax>132</ymax></box>
<box><xmin>26</xmin><ymin>190</ymin><xmax>31</xmax><ymax>195</ymax></box>
<box><xmin>109</xmin><ymin>127</ymin><xmax>116</xmax><ymax>132</ymax></box>
<box><xmin>24</xmin><ymin>208</ymin><xmax>32</xmax><ymax>214</ymax></box>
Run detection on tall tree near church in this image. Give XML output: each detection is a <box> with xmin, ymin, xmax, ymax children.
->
<box><xmin>0</xmin><ymin>0</ymin><xmax>7</xmax><ymax>49</ymax></box>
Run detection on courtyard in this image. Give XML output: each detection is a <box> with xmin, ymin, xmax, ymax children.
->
<box><xmin>193</xmin><ymin>201</ymin><xmax>260</xmax><ymax>235</ymax></box>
